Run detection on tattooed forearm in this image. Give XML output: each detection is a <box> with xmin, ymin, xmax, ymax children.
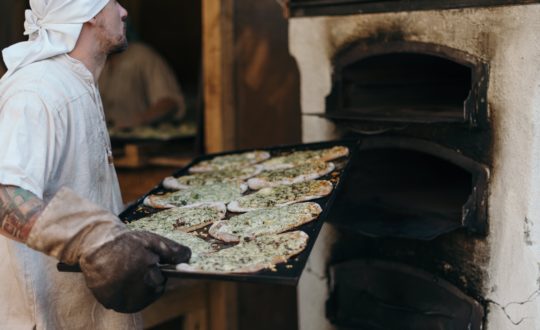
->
<box><xmin>0</xmin><ymin>185</ymin><xmax>44</xmax><ymax>242</ymax></box>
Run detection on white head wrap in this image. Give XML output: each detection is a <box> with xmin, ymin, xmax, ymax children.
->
<box><xmin>1</xmin><ymin>0</ymin><xmax>110</xmax><ymax>79</ymax></box>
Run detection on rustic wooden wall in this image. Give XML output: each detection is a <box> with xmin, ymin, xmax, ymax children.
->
<box><xmin>232</xmin><ymin>0</ymin><xmax>301</xmax><ymax>150</ymax></box>
<box><xmin>203</xmin><ymin>0</ymin><xmax>236</xmax><ymax>153</ymax></box>
<box><xmin>203</xmin><ymin>0</ymin><xmax>302</xmax><ymax>152</ymax></box>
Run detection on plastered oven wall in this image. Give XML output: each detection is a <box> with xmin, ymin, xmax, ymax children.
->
<box><xmin>290</xmin><ymin>5</ymin><xmax>540</xmax><ymax>329</ymax></box>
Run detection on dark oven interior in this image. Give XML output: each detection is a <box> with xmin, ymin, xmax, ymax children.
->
<box><xmin>326</xmin><ymin>260</ymin><xmax>484</xmax><ymax>329</ymax></box>
<box><xmin>335</xmin><ymin>52</ymin><xmax>471</xmax><ymax>122</ymax></box>
<box><xmin>323</xmin><ymin>38</ymin><xmax>492</xmax><ymax>329</ymax></box>
<box><xmin>329</xmin><ymin>137</ymin><xmax>488</xmax><ymax>240</ymax></box>
<box><xmin>326</xmin><ymin>40</ymin><xmax>489</xmax><ymax>127</ymax></box>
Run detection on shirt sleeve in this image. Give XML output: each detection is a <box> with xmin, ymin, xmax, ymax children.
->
<box><xmin>0</xmin><ymin>92</ymin><xmax>60</xmax><ymax>199</ymax></box>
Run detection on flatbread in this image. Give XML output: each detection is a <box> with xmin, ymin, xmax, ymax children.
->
<box><xmin>227</xmin><ymin>180</ymin><xmax>333</xmax><ymax>212</ymax></box>
<box><xmin>189</xmin><ymin>151</ymin><xmax>271</xmax><ymax>173</ymax></box>
<box><xmin>176</xmin><ymin>231</ymin><xmax>309</xmax><ymax>273</ymax></box>
<box><xmin>247</xmin><ymin>161</ymin><xmax>335</xmax><ymax>190</ymax></box>
<box><xmin>144</xmin><ymin>182</ymin><xmax>248</xmax><ymax>209</ymax></box>
<box><xmin>158</xmin><ymin>230</ymin><xmax>217</xmax><ymax>261</ymax></box>
<box><xmin>260</xmin><ymin>146</ymin><xmax>349</xmax><ymax>171</ymax></box>
<box><xmin>128</xmin><ymin>227</ymin><xmax>217</xmax><ymax>260</ymax></box>
<box><xmin>209</xmin><ymin>202</ymin><xmax>322</xmax><ymax>242</ymax></box>
<box><xmin>127</xmin><ymin>203</ymin><xmax>226</xmax><ymax>233</ymax></box>
<box><xmin>163</xmin><ymin>165</ymin><xmax>262</xmax><ymax>190</ymax></box>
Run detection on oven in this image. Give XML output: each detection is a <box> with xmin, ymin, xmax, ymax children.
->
<box><xmin>287</xmin><ymin>1</ymin><xmax>540</xmax><ymax>329</ymax></box>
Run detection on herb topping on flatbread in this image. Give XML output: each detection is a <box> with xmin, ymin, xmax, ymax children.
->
<box><xmin>176</xmin><ymin>231</ymin><xmax>308</xmax><ymax>273</ymax></box>
<box><xmin>227</xmin><ymin>180</ymin><xmax>333</xmax><ymax>212</ymax></box>
<box><xmin>128</xmin><ymin>204</ymin><xmax>226</xmax><ymax>233</ymax></box>
<box><xmin>163</xmin><ymin>166</ymin><xmax>262</xmax><ymax>190</ymax></box>
<box><xmin>144</xmin><ymin>182</ymin><xmax>248</xmax><ymax>209</ymax></box>
<box><xmin>247</xmin><ymin>161</ymin><xmax>334</xmax><ymax>190</ymax></box>
<box><xmin>209</xmin><ymin>202</ymin><xmax>322</xmax><ymax>242</ymax></box>
<box><xmin>260</xmin><ymin>146</ymin><xmax>349</xmax><ymax>170</ymax></box>
<box><xmin>158</xmin><ymin>230</ymin><xmax>217</xmax><ymax>260</ymax></box>
<box><xmin>189</xmin><ymin>151</ymin><xmax>270</xmax><ymax>173</ymax></box>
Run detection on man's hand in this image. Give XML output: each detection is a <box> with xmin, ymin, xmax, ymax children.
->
<box><xmin>80</xmin><ymin>230</ymin><xmax>190</xmax><ymax>313</ymax></box>
<box><xmin>139</xmin><ymin>97</ymin><xmax>178</xmax><ymax>127</ymax></box>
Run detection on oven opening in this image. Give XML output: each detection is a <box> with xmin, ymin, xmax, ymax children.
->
<box><xmin>330</xmin><ymin>144</ymin><xmax>483</xmax><ymax>240</ymax></box>
<box><xmin>342</xmin><ymin>53</ymin><xmax>471</xmax><ymax>120</ymax></box>
<box><xmin>325</xmin><ymin>41</ymin><xmax>488</xmax><ymax>126</ymax></box>
<box><xmin>326</xmin><ymin>260</ymin><xmax>484</xmax><ymax>330</ymax></box>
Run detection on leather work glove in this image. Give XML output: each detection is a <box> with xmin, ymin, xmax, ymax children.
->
<box><xmin>26</xmin><ymin>187</ymin><xmax>191</xmax><ymax>313</ymax></box>
<box><xmin>80</xmin><ymin>230</ymin><xmax>191</xmax><ymax>312</ymax></box>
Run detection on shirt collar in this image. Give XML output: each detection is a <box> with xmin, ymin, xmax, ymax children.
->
<box><xmin>57</xmin><ymin>54</ymin><xmax>96</xmax><ymax>85</ymax></box>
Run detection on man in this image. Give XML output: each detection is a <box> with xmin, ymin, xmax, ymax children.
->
<box><xmin>99</xmin><ymin>41</ymin><xmax>186</xmax><ymax>129</ymax></box>
<box><xmin>0</xmin><ymin>0</ymin><xmax>191</xmax><ymax>328</ymax></box>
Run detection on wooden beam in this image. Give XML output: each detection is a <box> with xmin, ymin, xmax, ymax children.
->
<box><xmin>207</xmin><ymin>282</ymin><xmax>238</xmax><ymax>330</ymax></box>
<box><xmin>203</xmin><ymin>0</ymin><xmax>236</xmax><ymax>153</ymax></box>
<box><xmin>142</xmin><ymin>282</ymin><xmax>208</xmax><ymax>329</ymax></box>
<box><xmin>202</xmin><ymin>2</ymin><xmax>238</xmax><ymax>329</ymax></box>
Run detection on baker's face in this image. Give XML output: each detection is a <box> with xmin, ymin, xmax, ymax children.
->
<box><xmin>95</xmin><ymin>0</ymin><xmax>128</xmax><ymax>55</ymax></box>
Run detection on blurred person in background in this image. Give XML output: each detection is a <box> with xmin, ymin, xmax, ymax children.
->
<box><xmin>98</xmin><ymin>23</ymin><xmax>186</xmax><ymax>129</ymax></box>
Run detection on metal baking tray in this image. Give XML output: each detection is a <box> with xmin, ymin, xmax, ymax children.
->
<box><xmin>58</xmin><ymin>139</ymin><xmax>357</xmax><ymax>286</ymax></box>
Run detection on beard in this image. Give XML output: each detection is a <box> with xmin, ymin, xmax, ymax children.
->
<box><xmin>108</xmin><ymin>36</ymin><xmax>128</xmax><ymax>55</ymax></box>
<box><xmin>96</xmin><ymin>21</ymin><xmax>129</xmax><ymax>56</ymax></box>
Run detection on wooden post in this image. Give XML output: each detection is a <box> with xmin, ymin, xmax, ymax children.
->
<box><xmin>203</xmin><ymin>0</ymin><xmax>236</xmax><ymax>153</ymax></box>
<box><xmin>202</xmin><ymin>2</ymin><xmax>238</xmax><ymax>329</ymax></box>
<box><xmin>141</xmin><ymin>282</ymin><xmax>209</xmax><ymax>329</ymax></box>
<box><xmin>207</xmin><ymin>282</ymin><xmax>238</xmax><ymax>330</ymax></box>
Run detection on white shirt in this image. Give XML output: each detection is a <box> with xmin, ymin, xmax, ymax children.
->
<box><xmin>0</xmin><ymin>55</ymin><xmax>141</xmax><ymax>329</ymax></box>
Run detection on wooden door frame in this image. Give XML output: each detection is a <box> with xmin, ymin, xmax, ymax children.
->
<box><xmin>203</xmin><ymin>0</ymin><xmax>236</xmax><ymax>153</ymax></box>
<box><xmin>202</xmin><ymin>2</ymin><xmax>239</xmax><ymax>330</ymax></box>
